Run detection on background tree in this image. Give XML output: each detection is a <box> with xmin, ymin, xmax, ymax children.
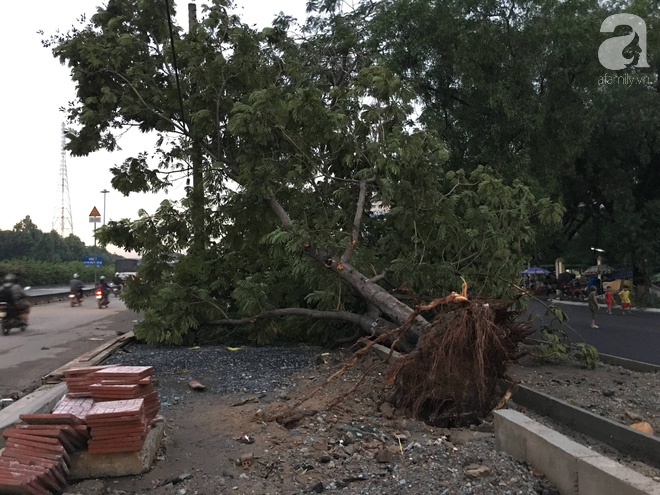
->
<box><xmin>369</xmin><ymin>0</ymin><xmax>660</xmax><ymax>276</ymax></box>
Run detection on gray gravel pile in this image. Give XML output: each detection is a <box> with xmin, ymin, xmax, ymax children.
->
<box><xmin>105</xmin><ymin>343</ymin><xmax>322</xmax><ymax>408</ymax></box>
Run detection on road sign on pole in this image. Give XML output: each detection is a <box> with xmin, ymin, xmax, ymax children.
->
<box><xmin>89</xmin><ymin>207</ymin><xmax>102</xmax><ymax>284</ymax></box>
<box><xmin>89</xmin><ymin>206</ymin><xmax>101</xmax><ymax>223</ymax></box>
<box><xmin>83</xmin><ymin>256</ymin><xmax>103</xmax><ymax>267</ymax></box>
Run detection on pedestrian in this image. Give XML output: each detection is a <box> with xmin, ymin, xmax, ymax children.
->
<box><xmin>604</xmin><ymin>286</ymin><xmax>614</xmax><ymax>314</ymax></box>
<box><xmin>588</xmin><ymin>286</ymin><xmax>599</xmax><ymax>328</ymax></box>
<box><xmin>619</xmin><ymin>285</ymin><xmax>633</xmax><ymax>314</ymax></box>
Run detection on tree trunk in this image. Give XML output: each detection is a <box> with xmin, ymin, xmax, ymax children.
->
<box><xmin>303</xmin><ymin>243</ymin><xmax>427</xmax><ymax>344</ymax></box>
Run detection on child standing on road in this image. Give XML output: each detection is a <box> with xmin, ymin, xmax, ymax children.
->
<box><xmin>619</xmin><ymin>286</ymin><xmax>633</xmax><ymax>314</ymax></box>
<box><xmin>605</xmin><ymin>287</ymin><xmax>614</xmax><ymax>314</ymax></box>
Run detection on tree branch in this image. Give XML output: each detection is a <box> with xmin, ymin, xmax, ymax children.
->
<box><xmin>208</xmin><ymin>307</ymin><xmax>392</xmax><ymax>335</ymax></box>
<box><xmin>342</xmin><ymin>178</ymin><xmax>374</xmax><ymax>262</ymax></box>
<box><xmin>267</xmin><ymin>197</ymin><xmax>293</xmax><ymax>231</ymax></box>
<box><xmin>369</xmin><ymin>271</ymin><xmax>387</xmax><ymax>283</ymax></box>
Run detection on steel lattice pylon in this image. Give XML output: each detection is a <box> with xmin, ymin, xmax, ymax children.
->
<box><xmin>52</xmin><ymin>122</ymin><xmax>74</xmax><ymax>237</ymax></box>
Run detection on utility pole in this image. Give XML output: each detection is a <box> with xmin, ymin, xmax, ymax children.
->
<box><xmin>101</xmin><ymin>189</ymin><xmax>109</xmax><ymax>225</ymax></box>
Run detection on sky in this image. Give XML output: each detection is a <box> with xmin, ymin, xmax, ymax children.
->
<box><xmin>0</xmin><ymin>0</ymin><xmax>307</xmax><ymax>255</ymax></box>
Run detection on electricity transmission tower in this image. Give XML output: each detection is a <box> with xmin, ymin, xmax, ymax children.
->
<box><xmin>53</xmin><ymin>122</ymin><xmax>74</xmax><ymax>237</ymax></box>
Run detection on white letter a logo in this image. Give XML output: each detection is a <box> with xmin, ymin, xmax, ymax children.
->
<box><xmin>599</xmin><ymin>14</ymin><xmax>649</xmax><ymax>70</ymax></box>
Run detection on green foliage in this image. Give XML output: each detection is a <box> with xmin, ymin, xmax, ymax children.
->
<box><xmin>574</xmin><ymin>343</ymin><xmax>599</xmax><ymax>370</ymax></box>
<box><xmin>0</xmin><ymin>260</ymin><xmax>113</xmax><ymax>286</ymax></box>
<box><xmin>0</xmin><ymin>216</ymin><xmax>119</xmax><ymax>285</ymax></box>
<box><xmin>539</xmin><ymin>327</ymin><xmax>568</xmax><ymax>362</ymax></box>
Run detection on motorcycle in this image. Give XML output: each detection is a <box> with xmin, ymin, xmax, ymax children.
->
<box><xmin>69</xmin><ymin>289</ymin><xmax>84</xmax><ymax>307</ymax></box>
<box><xmin>95</xmin><ymin>288</ymin><xmax>110</xmax><ymax>309</ymax></box>
<box><xmin>111</xmin><ymin>283</ymin><xmax>122</xmax><ymax>297</ymax></box>
<box><xmin>0</xmin><ymin>302</ymin><xmax>27</xmax><ymax>335</ymax></box>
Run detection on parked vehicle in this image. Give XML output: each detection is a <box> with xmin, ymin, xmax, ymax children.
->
<box><xmin>559</xmin><ymin>278</ymin><xmax>588</xmax><ymax>300</ymax></box>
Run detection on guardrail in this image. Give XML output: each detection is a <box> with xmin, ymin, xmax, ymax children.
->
<box><xmin>27</xmin><ymin>288</ymin><xmax>96</xmax><ymax>306</ymax></box>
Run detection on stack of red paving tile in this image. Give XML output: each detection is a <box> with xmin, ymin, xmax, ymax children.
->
<box><xmin>0</xmin><ymin>413</ymin><xmax>88</xmax><ymax>495</ymax></box>
<box><xmin>61</xmin><ymin>366</ymin><xmax>115</xmax><ymax>397</ymax></box>
<box><xmin>0</xmin><ymin>365</ymin><xmax>163</xmax><ymax>492</ymax></box>
<box><xmin>85</xmin><ymin>398</ymin><xmax>149</xmax><ymax>454</ymax></box>
<box><xmin>89</xmin><ymin>366</ymin><xmax>159</xmax><ymax>423</ymax></box>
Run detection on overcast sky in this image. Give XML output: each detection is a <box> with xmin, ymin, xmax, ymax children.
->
<box><xmin>0</xmin><ymin>0</ymin><xmax>307</xmax><ymax>253</ymax></box>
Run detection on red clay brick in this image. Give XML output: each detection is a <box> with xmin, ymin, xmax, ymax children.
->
<box><xmin>0</xmin><ymin>461</ymin><xmax>62</xmax><ymax>493</ymax></box>
<box><xmin>14</xmin><ymin>425</ymin><xmax>85</xmax><ymax>449</ymax></box>
<box><xmin>19</xmin><ymin>414</ymin><xmax>83</xmax><ymax>426</ymax></box>
<box><xmin>0</xmin><ymin>479</ymin><xmax>33</xmax><ymax>495</ymax></box>
<box><xmin>4</xmin><ymin>442</ymin><xmax>67</xmax><ymax>464</ymax></box>
<box><xmin>86</xmin><ymin>398</ymin><xmax>145</xmax><ymax>419</ymax></box>
<box><xmin>0</xmin><ymin>450</ymin><xmax>69</xmax><ymax>477</ymax></box>
<box><xmin>87</xmin><ymin>442</ymin><xmax>144</xmax><ymax>454</ymax></box>
<box><xmin>94</xmin><ymin>366</ymin><xmax>153</xmax><ymax>378</ymax></box>
<box><xmin>3</xmin><ymin>431</ymin><xmax>63</xmax><ymax>445</ymax></box>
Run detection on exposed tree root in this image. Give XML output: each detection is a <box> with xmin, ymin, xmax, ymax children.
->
<box><xmin>264</xmin><ymin>286</ymin><xmax>530</xmax><ymax>428</ymax></box>
<box><xmin>387</xmin><ymin>299</ymin><xmax>531</xmax><ymax>427</ymax></box>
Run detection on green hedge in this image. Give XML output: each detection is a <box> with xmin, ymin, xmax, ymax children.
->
<box><xmin>0</xmin><ymin>260</ymin><xmax>114</xmax><ymax>287</ymax></box>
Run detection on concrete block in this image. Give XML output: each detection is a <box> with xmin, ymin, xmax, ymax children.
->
<box><xmin>512</xmin><ymin>384</ymin><xmax>660</xmax><ymax>469</ymax></box>
<box><xmin>68</xmin><ymin>422</ymin><xmax>165</xmax><ymax>479</ymax></box>
<box><xmin>577</xmin><ymin>455</ymin><xmax>660</xmax><ymax>495</ymax></box>
<box><xmin>495</xmin><ymin>409</ymin><xmax>660</xmax><ymax>495</ymax></box>
<box><xmin>0</xmin><ymin>384</ymin><xmax>68</xmax><ymax>447</ymax></box>
<box><xmin>496</xmin><ymin>409</ymin><xmax>591</xmax><ymax>495</ymax></box>
<box><xmin>494</xmin><ymin>409</ymin><xmax>528</xmax><ymax>460</ymax></box>
<box><xmin>524</xmin><ymin>422</ymin><xmax>590</xmax><ymax>495</ymax></box>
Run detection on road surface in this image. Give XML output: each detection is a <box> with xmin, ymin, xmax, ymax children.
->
<box><xmin>528</xmin><ymin>300</ymin><xmax>660</xmax><ymax>365</ymax></box>
<box><xmin>0</xmin><ymin>296</ymin><xmax>137</xmax><ymax>398</ymax></box>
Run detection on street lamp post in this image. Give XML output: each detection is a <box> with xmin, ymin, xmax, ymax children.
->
<box><xmin>101</xmin><ymin>189</ymin><xmax>109</xmax><ymax>225</ymax></box>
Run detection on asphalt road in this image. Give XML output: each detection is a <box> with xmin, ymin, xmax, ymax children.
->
<box><xmin>0</xmin><ymin>296</ymin><xmax>137</xmax><ymax>398</ymax></box>
<box><xmin>528</xmin><ymin>299</ymin><xmax>660</xmax><ymax>365</ymax></box>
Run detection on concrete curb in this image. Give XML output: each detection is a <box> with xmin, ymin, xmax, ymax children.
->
<box><xmin>495</xmin><ymin>409</ymin><xmax>660</xmax><ymax>495</ymax></box>
<box><xmin>598</xmin><ymin>353</ymin><xmax>660</xmax><ymax>373</ymax></box>
<box><xmin>0</xmin><ymin>383</ymin><xmax>68</xmax><ymax>448</ymax></box>
<box><xmin>511</xmin><ymin>384</ymin><xmax>660</xmax><ymax>470</ymax></box>
<box><xmin>525</xmin><ymin>338</ymin><xmax>660</xmax><ymax>373</ymax></box>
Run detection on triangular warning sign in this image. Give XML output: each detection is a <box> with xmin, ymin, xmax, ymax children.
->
<box><xmin>89</xmin><ymin>207</ymin><xmax>101</xmax><ymax>217</ymax></box>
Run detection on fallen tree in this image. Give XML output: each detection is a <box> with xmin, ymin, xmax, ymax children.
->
<box><xmin>51</xmin><ymin>0</ymin><xmax>561</xmax><ymax>348</ymax></box>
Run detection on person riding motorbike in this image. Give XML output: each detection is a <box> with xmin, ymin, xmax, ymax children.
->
<box><xmin>0</xmin><ymin>274</ymin><xmax>30</xmax><ymax>324</ymax></box>
<box><xmin>112</xmin><ymin>273</ymin><xmax>123</xmax><ymax>295</ymax></box>
<box><xmin>97</xmin><ymin>276</ymin><xmax>110</xmax><ymax>307</ymax></box>
<box><xmin>70</xmin><ymin>273</ymin><xmax>84</xmax><ymax>298</ymax></box>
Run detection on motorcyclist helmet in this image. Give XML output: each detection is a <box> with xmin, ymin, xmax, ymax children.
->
<box><xmin>100</xmin><ymin>276</ymin><xmax>106</xmax><ymax>281</ymax></box>
<box><xmin>4</xmin><ymin>273</ymin><xmax>17</xmax><ymax>284</ymax></box>
<box><xmin>73</xmin><ymin>273</ymin><xmax>79</xmax><ymax>279</ymax></box>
